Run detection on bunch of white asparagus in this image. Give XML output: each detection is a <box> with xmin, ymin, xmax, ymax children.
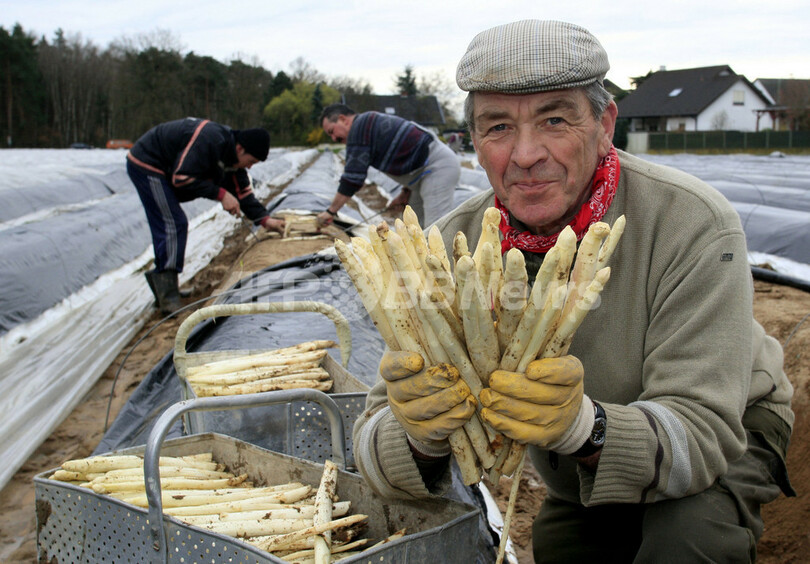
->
<box><xmin>184</xmin><ymin>340</ymin><xmax>338</xmax><ymax>397</ymax></box>
<box><xmin>336</xmin><ymin>205</ymin><xmax>625</xmax><ymax>561</ymax></box>
<box><xmin>336</xmin><ymin>206</ymin><xmax>625</xmax><ymax>484</ymax></box>
<box><xmin>50</xmin><ymin>453</ymin><xmax>404</xmax><ymax>563</ymax></box>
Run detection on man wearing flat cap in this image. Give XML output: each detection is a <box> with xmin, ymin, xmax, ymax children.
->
<box><xmin>353</xmin><ymin>20</ymin><xmax>794</xmax><ymax>561</ymax></box>
<box><xmin>127</xmin><ymin>117</ymin><xmax>284</xmax><ymax>313</ymax></box>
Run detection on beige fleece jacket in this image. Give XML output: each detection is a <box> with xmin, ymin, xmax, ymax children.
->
<box><xmin>352</xmin><ymin>149</ymin><xmax>794</xmax><ymax>506</ymax></box>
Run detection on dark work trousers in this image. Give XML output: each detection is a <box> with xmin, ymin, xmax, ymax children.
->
<box><xmin>127</xmin><ymin>160</ymin><xmax>188</xmax><ymax>272</ymax></box>
<box><xmin>532</xmin><ymin>431</ymin><xmax>786</xmax><ymax>563</ymax></box>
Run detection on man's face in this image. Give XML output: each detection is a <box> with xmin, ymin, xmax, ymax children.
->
<box><xmin>471</xmin><ymin>89</ymin><xmax>617</xmax><ymax>235</ymax></box>
<box><xmin>235</xmin><ymin>145</ymin><xmax>260</xmax><ymax>169</ymax></box>
<box><xmin>322</xmin><ymin>115</ymin><xmax>352</xmax><ymax>144</ymax></box>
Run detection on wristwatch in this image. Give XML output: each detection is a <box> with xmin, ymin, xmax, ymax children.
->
<box><xmin>325</xmin><ymin>208</ymin><xmax>338</xmax><ymax>217</ymax></box>
<box><xmin>572</xmin><ymin>401</ymin><xmax>606</xmax><ymax>458</ymax></box>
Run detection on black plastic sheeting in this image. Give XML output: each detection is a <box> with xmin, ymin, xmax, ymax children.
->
<box><xmin>95</xmin><ymin>252</ymin><xmax>498</xmax><ymax>562</ymax></box>
<box><xmin>752</xmin><ymin>266</ymin><xmax>810</xmax><ymax>293</ymax></box>
<box><xmin>0</xmin><ymin>161</ymin><xmax>132</xmax><ymax>223</ymax></box>
<box><xmin>0</xmin><ymin>193</ymin><xmax>211</xmax><ymax>334</ymax></box>
<box><xmin>642</xmin><ymin>153</ymin><xmax>810</xmax><ymax>267</ymax></box>
<box><xmin>0</xmin><ymin>152</ymin><xmax>297</xmax><ymax>335</ymax></box>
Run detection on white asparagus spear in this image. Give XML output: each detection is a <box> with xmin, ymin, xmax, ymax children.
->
<box><xmin>471</xmin><ymin>207</ymin><xmax>502</xmax><ymax>271</ymax></box>
<box><xmin>187</xmin><ymin>361</ymin><xmax>323</xmax><ymax>385</ymax></box>
<box><xmin>516</xmin><ymin>284</ymin><xmax>567</xmax><ymax>373</ymax></box>
<box><xmin>163</xmin><ymin>497</ymin><xmax>316</xmax><ymax>517</ymax></box>
<box><xmin>186</xmin><ymin>342</ymin><xmax>335</xmax><ymax>376</ymax></box>
<box><xmin>496</xmin><ymin>249</ymin><xmax>528</xmax><ymax>355</ymax></box>
<box><xmin>177</xmin><ymin>501</ymin><xmax>351</xmax><ymax>525</ymax></box>
<box><xmin>350</xmin><ymin>236</ymin><xmax>386</xmax><ymax>300</ymax></box>
<box><xmin>281</xmin><ymin>538</ymin><xmax>372</xmax><ymax>562</ymax></box>
<box><xmin>187</xmin><ymin>350</ymin><xmax>329</xmax><ymax>378</ymax></box>
<box><xmin>91</xmin><ymin>466</ymin><xmax>234</xmax><ymax>482</ymax></box>
<box><xmin>201</xmin><ymin>517</ymin><xmax>314</xmax><ymax>537</ymax></box>
<box><xmin>427</xmin><ymin>224</ymin><xmax>452</xmax><ymax>273</ymax></box>
<box><xmin>253</xmin><ymin>514</ymin><xmax>368</xmax><ymax>552</ymax></box>
<box><xmin>496</xmin><ymin>453</ymin><xmax>525</xmax><ymax>564</ymax></box>
<box><xmin>420</xmin><ymin>292</ymin><xmax>497</xmax><ymax>471</ymax></box>
<box><xmin>543</xmin><ymin>267</ymin><xmax>611</xmax><ymax>358</ymax></box>
<box><xmin>423</xmin><ymin>255</ymin><xmax>464</xmax><ymax>340</ymax></box>
<box><xmin>559</xmin><ymin>222</ymin><xmax>610</xmax><ymax>322</ymax></box>
<box><xmin>116</xmin><ymin>485</ymin><xmax>313</xmax><ymax>509</ymax></box>
<box><xmin>375</xmin><ymin>223</ymin><xmax>431</xmax><ymax>357</ymax></box>
<box><xmin>596</xmin><ymin>215</ymin><xmax>626</xmax><ymax>270</ymax></box>
<box><xmin>313</xmin><ymin>460</ymin><xmax>338</xmax><ymax>564</ymax></box>
<box><xmin>367</xmin><ymin>223</ymin><xmax>396</xmax><ymax>290</ymax></box>
<box><xmin>60</xmin><ymin>454</ymin><xmax>218</xmax><ymax>474</ymax></box>
<box><xmin>455</xmin><ymin>256</ymin><xmax>500</xmax><ymax>386</ymax></box>
<box><xmin>498</xmin><ymin>246</ymin><xmax>561</xmax><ymax>372</ymax></box>
<box><xmin>194</xmin><ymin>379</ymin><xmax>332</xmax><ymax>398</ymax></box>
<box><xmin>334</xmin><ymin>239</ymin><xmax>398</xmax><ymax>348</ymax></box>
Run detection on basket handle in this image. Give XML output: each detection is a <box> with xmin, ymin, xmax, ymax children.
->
<box><xmin>173</xmin><ymin>301</ymin><xmax>353</xmax><ymax>372</ymax></box>
<box><xmin>143</xmin><ymin>389</ymin><xmax>346</xmax><ymax>562</ymax></box>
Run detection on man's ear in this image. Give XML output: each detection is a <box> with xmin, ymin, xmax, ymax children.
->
<box><xmin>599</xmin><ymin>101</ymin><xmax>619</xmax><ymax>156</ymax></box>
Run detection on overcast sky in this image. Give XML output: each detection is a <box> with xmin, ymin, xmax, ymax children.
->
<box><xmin>3</xmin><ymin>0</ymin><xmax>808</xmax><ymax>101</ymax></box>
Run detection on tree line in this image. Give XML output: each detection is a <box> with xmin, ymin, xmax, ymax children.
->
<box><xmin>1</xmin><ymin>24</ymin><xmax>458</xmax><ymax>149</ymax></box>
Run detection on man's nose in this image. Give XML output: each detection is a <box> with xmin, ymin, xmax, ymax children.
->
<box><xmin>512</xmin><ymin>127</ymin><xmax>548</xmax><ymax>169</ymax></box>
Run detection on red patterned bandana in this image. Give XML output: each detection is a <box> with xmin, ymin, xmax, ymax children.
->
<box><xmin>496</xmin><ymin>145</ymin><xmax>620</xmax><ymax>254</ymax></box>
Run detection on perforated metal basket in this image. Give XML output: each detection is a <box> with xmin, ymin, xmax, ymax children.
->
<box><xmin>35</xmin><ymin>390</ymin><xmax>480</xmax><ymax>564</ymax></box>
<box><xmin>174</xmin><ymin>301</ymin><xmax>369</xmax><ymax>469</ymax></box>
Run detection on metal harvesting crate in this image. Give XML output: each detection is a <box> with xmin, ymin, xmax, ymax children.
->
<box><xmin>36</xmin><ymin>390</ymin><xmax>480</xmax><ymax>563</ymax></box>
<box><xmin>174</xmin><ymin>301</ymin><xmax>369</xmax><ymax>469</ymax></box>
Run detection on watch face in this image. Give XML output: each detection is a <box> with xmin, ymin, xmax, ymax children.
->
<box><xmin>591</xmin><ymin>417</ymin><xmax>607</xmax><ymax>446</ymax></box>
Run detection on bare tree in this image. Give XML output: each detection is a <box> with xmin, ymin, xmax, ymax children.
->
<box><xmin>288</xmin><ymin>57</ymin><xmax>325</xmax><ymax>84</ymax></box>
<box><xmin>38</xmin><ymin>30</ymin><xmax>109</xmax><ymax>145</ymax></box>
<box><xmin>711</xmin><ymin>110</ymin><xmax>729</xmax><ymax>131</ymax></box>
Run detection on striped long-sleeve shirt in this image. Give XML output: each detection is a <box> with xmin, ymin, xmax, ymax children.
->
<box><xmin>337</xmin><ymin>112</ymin><xmax>432</xmax><ymax>197</ymax></box>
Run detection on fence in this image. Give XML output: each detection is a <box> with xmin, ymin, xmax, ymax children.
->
<box><xmin>645</xmin><ymin>130</ymin><xmax>810</xmax><ymax>151</ymax></box>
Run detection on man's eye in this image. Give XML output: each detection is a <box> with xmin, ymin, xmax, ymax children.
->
<box><xmin>489</xmin><ymin>124</ymin><xmax>507</xmax><ymax>133</ymax></box>
<box><xmin>548</xmin><ymin>117</ymin><xmax>564</xmax><ymax>126</ymax></box>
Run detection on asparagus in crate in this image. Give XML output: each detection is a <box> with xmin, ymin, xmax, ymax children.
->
<box><xmin>49</xmin><ymin>452</ymin><xmax>405</xmax><ymax>562</ymax></box>
<box><xmin>183</xmin><ymin>340</ymin><xmax>339</xmax><ymax>397</ymax></box>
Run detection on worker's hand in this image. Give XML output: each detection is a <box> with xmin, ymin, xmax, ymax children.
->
<box><xmin>387</xmin><ymin>187</ymin><xmax>411</xmax><ymax>210</ymax></box>
<box><xmin>317</xmin><ymin>210</ymin><xmax>335</xmax><ymax>226</ymax></box>
<box><xmin>261</xmin><ymin>217</ymin><xmax>285</xmax><ymax>234</ymax></box>
<box><xmin>381</xmin><ymin>350</ymin><xmax>476</xmax><ymax>448</ymax></box>
<box><xmin>220</xmin><ymin>192</ymin><xmax>241</xmax><ymax>217</ymax></box>
<box><xmin>480</xmin><ymin>355</ymin><xmax>594</xmax><ymax>454</ymax></box>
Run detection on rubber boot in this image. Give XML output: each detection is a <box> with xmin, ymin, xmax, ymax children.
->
<box><xmin>144</xmin><ymin>270</ymin><xmax>183</xmax><ymax>314</ymax></box>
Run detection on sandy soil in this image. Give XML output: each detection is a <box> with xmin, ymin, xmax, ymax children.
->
<box><xmin>2</xmin><ymin>179</ymin><xmax>809</xmax><ymax>563</ymax></box>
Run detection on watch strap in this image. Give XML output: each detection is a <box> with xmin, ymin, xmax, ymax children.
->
<box><xmin>572</xmin><ymin>401</ymin><xmax>606</xmax><ymax>458</ymax></box>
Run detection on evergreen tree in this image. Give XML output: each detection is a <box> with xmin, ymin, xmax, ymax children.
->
<box><xmin>395</xmin><ymin>65</ymin><xmax>418</xmax><ymax>96</ymax></box>
<box><xmin>311</xmin><ymin>83</ymin><xmax>324</xmax><ymax>123</ymax></box>
<box><xmin>0</xmin><ymin>24</ymin><xmax>47</xmax><ymax>147</ymax></box>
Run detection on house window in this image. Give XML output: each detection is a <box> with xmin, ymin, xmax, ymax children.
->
<box><xmin>733</xmin><ymin>90</ymin><xmax>745</xmax><ymax>106</ymax></box>
<box><xmin>668</xmin><ymin>88</ymin><xmax>683</xmax><ymax>97</ymax></box>
<box><xmin>385</xmin><ymin>107</ymin><xmax>396</xmax><ymax>114</ymax></box>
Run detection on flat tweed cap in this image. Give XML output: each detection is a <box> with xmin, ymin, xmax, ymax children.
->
<box><xmin>456</xmin><ymin>20</ymin><xmax>609</xmax><ymax>93</ymax></box>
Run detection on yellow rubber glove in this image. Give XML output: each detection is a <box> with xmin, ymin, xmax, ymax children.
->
<box><xmin>479</xmin><ymin>355</ymin><xmax>594</xmax><ymax>454</ymax></box>
<box><xmin>380</xmin><ymin>350</ymin><xmax>476</xmax><ymax>448</ymax></box>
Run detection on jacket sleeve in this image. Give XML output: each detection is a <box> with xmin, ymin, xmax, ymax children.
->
<box><xmin>337</xmin><ymin>143</ymin><xmax>370</xmax><ymax>197</ymax></box>
<box><xmin>578</xmin><ymin>230</ymin><xmax>756</xmax><ymax>506</ymax></box>
<box><xmin>352</xmin><ymin>372</ymin><xmax>453</xmax><ymax>500</ymax></box>
<box><xmin>222</xmin><ymin>170</ymin><xmax>269</xmax><ymax>224</ymax></box>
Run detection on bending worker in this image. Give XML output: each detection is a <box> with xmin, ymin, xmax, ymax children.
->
<box><xmin>352</xmin><ymin>20</ymin><xmax>795</xmax><ymax>562</ymax></box>
<box><xmin>127</xmin><ymin>117</ymin><xmax>284</xmax><ymax>313</ymax></box>
<box><xmin>316</xmin><ymin>103</ymin><xmax>460</xmax><ymax>228</ymax></box>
